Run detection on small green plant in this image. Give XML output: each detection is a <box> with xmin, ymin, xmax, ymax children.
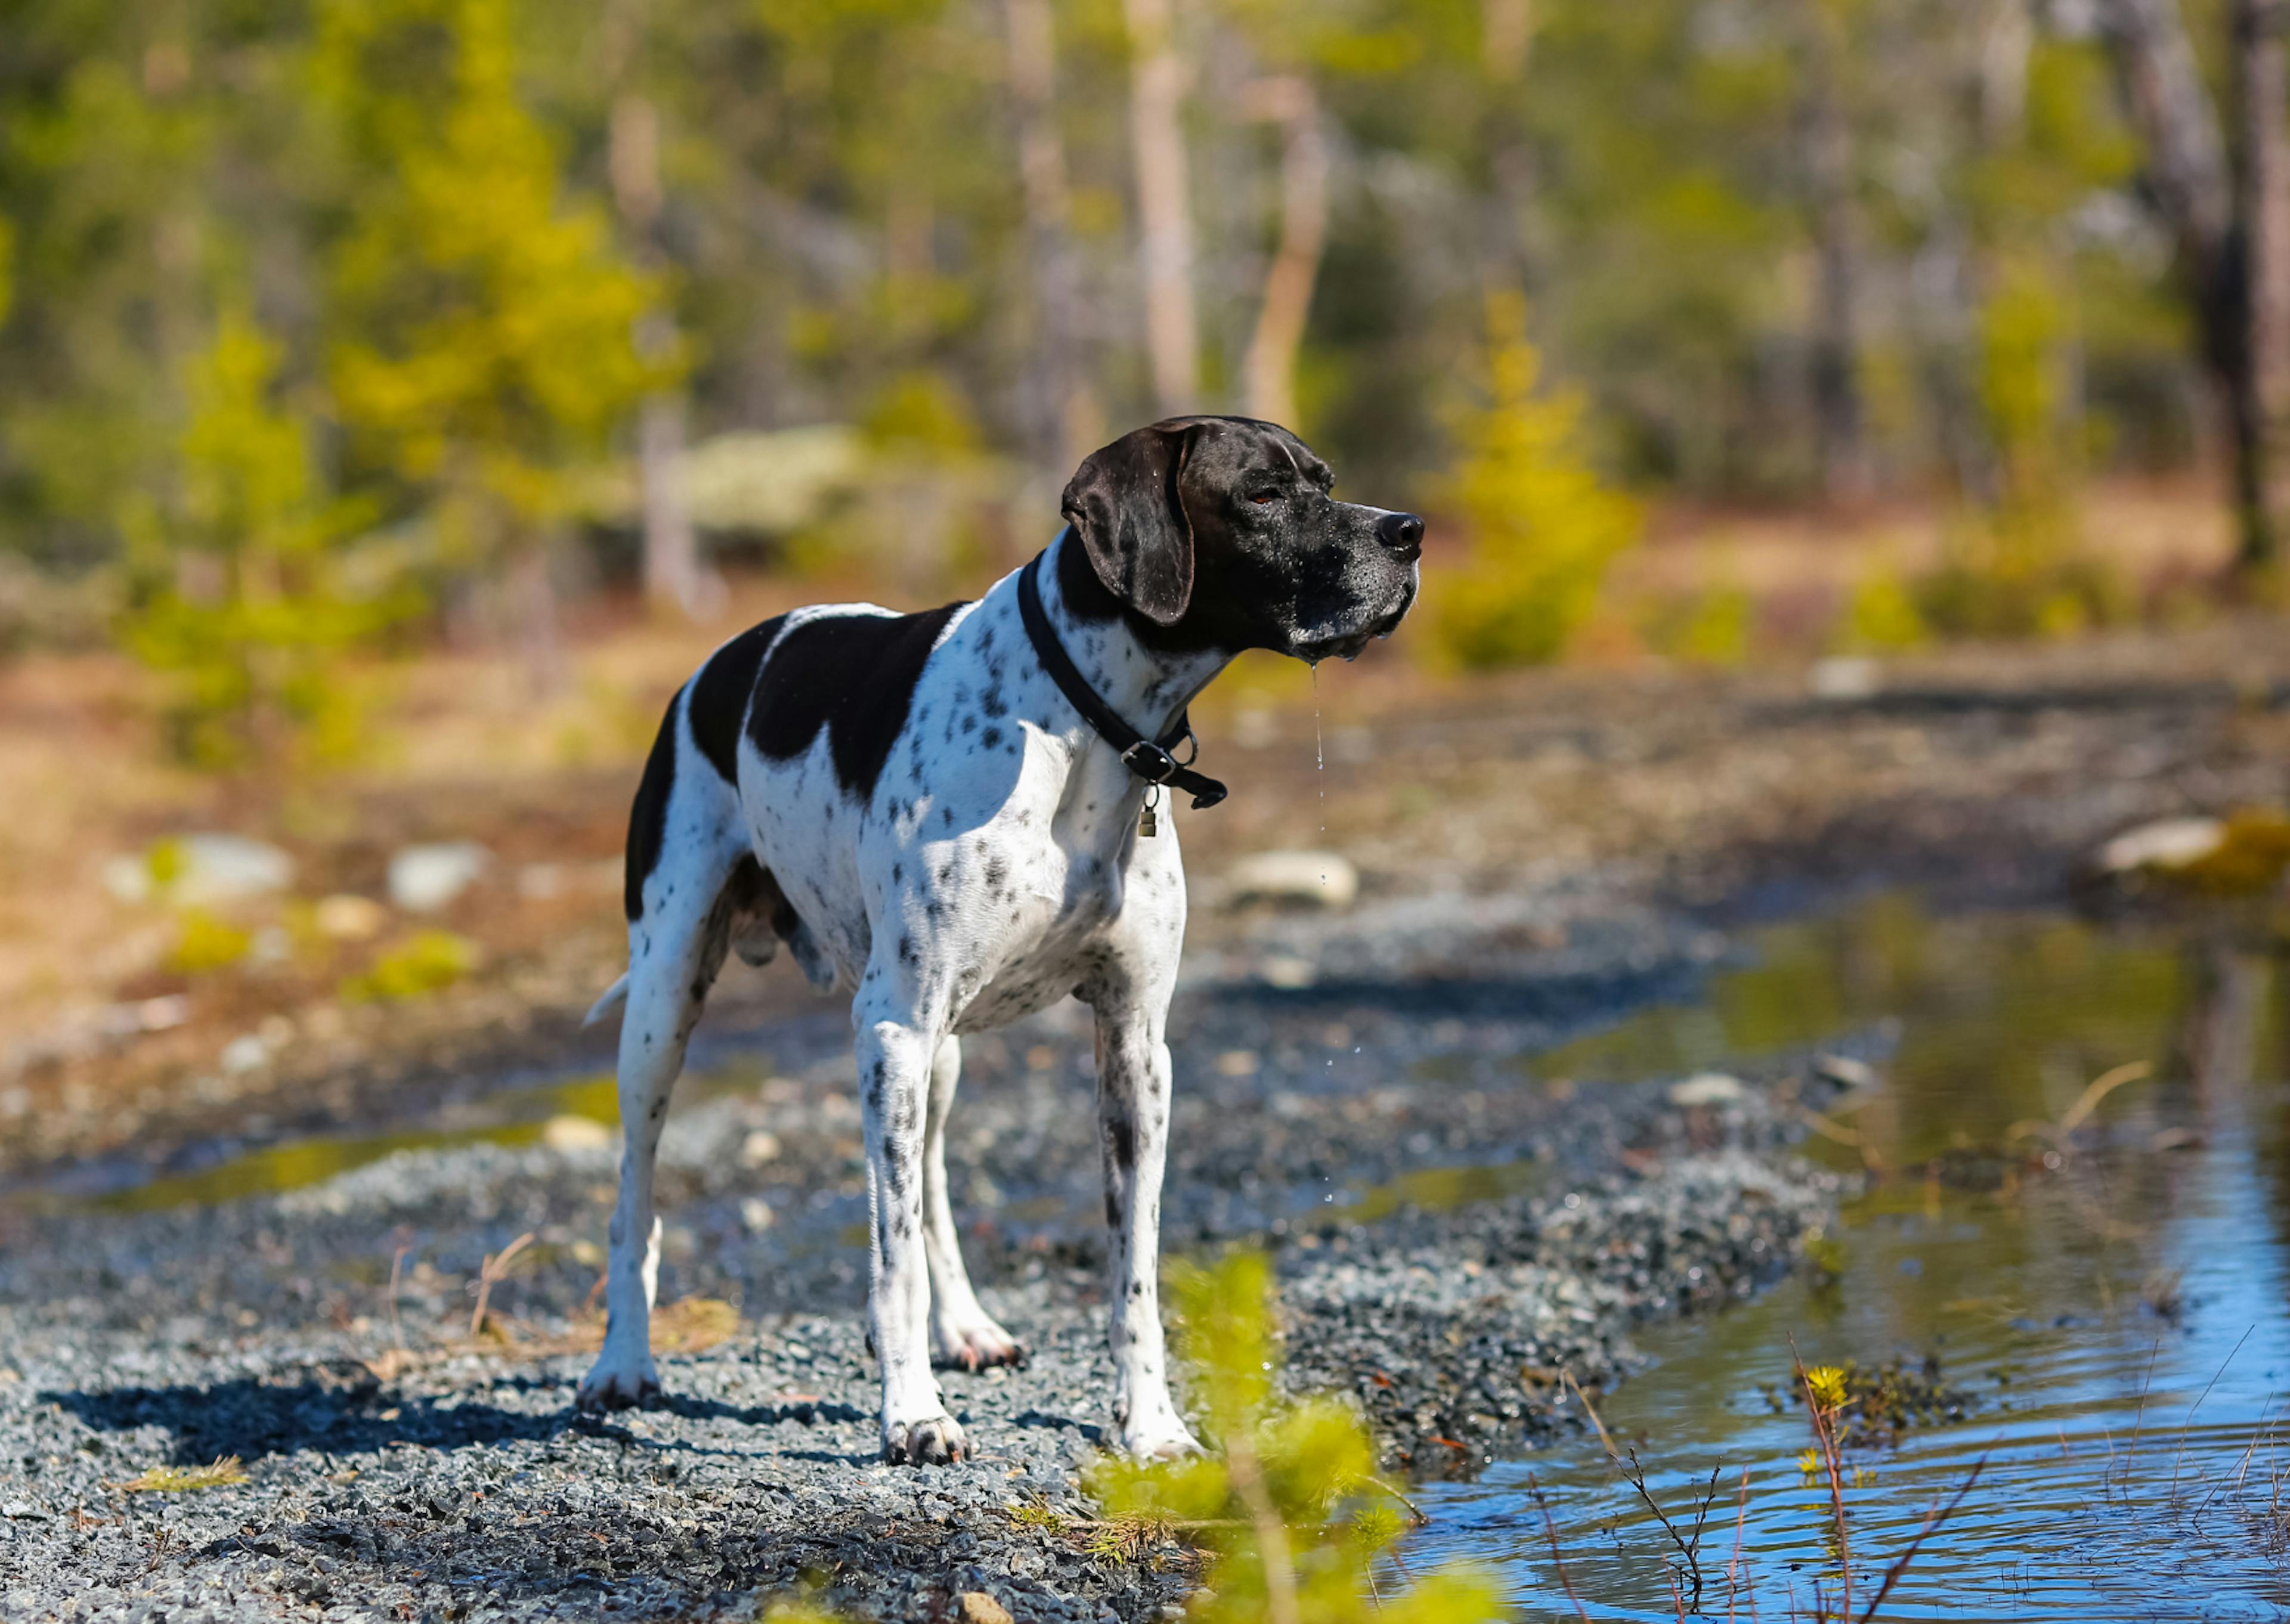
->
<box><xmin>340</xmin><ymin>930</ymin><xmax>479</xmax><ymax>1002</ymax></box>
<box><xmin>1913</xmin><ymin>259</ymin><xmax>2128</xmax><ymax>641</ymax></box>
<box><xmin>166</xmin><ymin>909</ymin><xmax>253</xmax><ymax>975</ymax></box>
<box><xmin>117</xmin><ymin>1455</ymin><xmax>249</xmax><ymax>1493</ymax></box>
<box><xmin>1006</xmin><ymin>1497</ymin><xmax>1069</xmax><ymax>1533</ymax></box>
<box><xmin>1839</xmin><ymin>569</ymin><xmax>1929</xmax><ymax>652</ymax></box>
<box><xmin>119</xmin><ymin>309</ymin><xmax>410</xmax><ymax>770</ymax></box>
<box><xmin>1432</xmin><ymin>292</ymin><xmax>1639</xmax><ymax>670</ymax></box>
<box><xmin>1645</xmin><ymin>583</ymin><xmax>1752</xmax><ymax>665</ymax></box>
<box><xmin>1801</xmin><ymin>1229</ymin><xmax>1847</xmax><ymax>1282</ymax></box>
<box><xmin>1087</xmin><ymin>1251</ymin><xmax>1498</xmax><ymax>1624</ymax></box>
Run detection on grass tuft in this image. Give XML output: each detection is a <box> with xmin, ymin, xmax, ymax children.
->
<box><xmin>117</xmin><ymin>1455</ymin><xmax>249</xmax><ymax>1493</ymax></box>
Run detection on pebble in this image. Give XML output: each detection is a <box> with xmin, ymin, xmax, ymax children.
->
<box><xmin>387</xmin><ymin>842</ymin><xmax>493</xmax><ymax>912</ymax></box>
<box><xmin>1222</xmin><ymin>849</ymin><xmax>1361</xmax><ymax>910</ymax></box>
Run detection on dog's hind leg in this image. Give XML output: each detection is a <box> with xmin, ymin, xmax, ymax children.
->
<box><xmin>855</xmin><ymin>997</ymin><xmax>969</xmax><ymax>1464</ymax></box>
<box><xmin>579</xmin><ymin>694</ymin><xmax>762</xmax><ymax>1411</ymax></box>
<box><xmin>921</xmin><ymin>1036</ymin><xmax>1024</xmax><ymax>1371</ymax></box>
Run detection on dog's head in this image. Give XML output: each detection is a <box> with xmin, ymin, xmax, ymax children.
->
<box><xmin>1059</xmin><ymin>416</ymin><xmax>1422</xmax><ymax>662</ymax></box>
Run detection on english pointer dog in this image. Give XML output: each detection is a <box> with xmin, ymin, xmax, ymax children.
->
<box><xmin>580</xmin><ymin>416</ymin><xmax>1423</xmax><ymax>1463</ymax></box>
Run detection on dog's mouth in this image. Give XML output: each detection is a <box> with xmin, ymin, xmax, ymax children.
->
<box><xmin>1291</xmin><ymin>579</ymin><xmax>1417</xmax><ymax>664</ymax></box>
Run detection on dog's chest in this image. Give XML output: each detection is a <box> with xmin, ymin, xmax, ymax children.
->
<box><xmin>953</xmin><ymin>836</ymin><xmax>1131</xmax><ymax>1030</ymax></box>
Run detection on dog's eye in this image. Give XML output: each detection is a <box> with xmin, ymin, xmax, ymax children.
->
<box><xmin>1248</xmin><ymin>491</ymin><xmax>1282</xmax><ymax>506</ymax></box>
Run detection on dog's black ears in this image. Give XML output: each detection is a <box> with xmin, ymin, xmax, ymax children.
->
<box><xmin>1060</xmin><ymin>420</ymin><xmax>1200</xmax><ymax>627</ymax></box>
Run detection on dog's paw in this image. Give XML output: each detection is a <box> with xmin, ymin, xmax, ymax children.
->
<box><xmin>577</xmin><ymin>1353</ymin><xmax>661</xmax><ymax>1412</ymax></box>
<box><xmin>933</xmin><ymin>1316</ymin><xmax>1027</xmax><ymax>1372</ymax></box>
<box><xmin>1119</xmin><ymin>1415</ymin><xmax>1203</xmax><ymax>1461</ymax></box>
<box><xmin>881</xmin><ymin>1412</ymin><xmax>970</xmax><ymax>1466</ymax></box>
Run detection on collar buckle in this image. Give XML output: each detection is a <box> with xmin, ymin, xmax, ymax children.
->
<box><xmin>1121</xmin><ymin>740</ymin><xmax>1180</xmax><ymax>783</ymax></box>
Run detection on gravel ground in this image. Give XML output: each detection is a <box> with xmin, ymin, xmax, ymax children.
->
<box><xmin>0</xmin><ymin>884</ymin><xmax>1855</xmax><ymax>1622</ymax></box>
<box><xmin>20</xmin><ymin>625</ymin><xmax>2274</xmax><ymax>1619</ymax></box>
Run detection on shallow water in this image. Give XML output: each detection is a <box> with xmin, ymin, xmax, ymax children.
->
<box><xmin>1406</xmin><ymin>895</ymin><xmax>2290</xmax><ymax>1620</ymax></box>
<box><xmin>64</xmin><ymin>1064</ymin><xmax>754</xmax><ymax>1212</ymax></box>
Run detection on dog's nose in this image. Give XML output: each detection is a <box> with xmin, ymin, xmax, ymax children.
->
<box><xmin>1376</xmin><ymin>512</ymin><xmax>1425</xmax><ymax>556</ymax></box>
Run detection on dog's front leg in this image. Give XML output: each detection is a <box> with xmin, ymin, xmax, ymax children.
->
<box><xmin>856</xmin><ymin>1004</ymin><xmax>968</xmax><ymax>1464</ymax></box>
<box><xmin>1095</xmin><ymin>1002</ymin><xmax>1203</xmax><ymax>1458</ymax></box>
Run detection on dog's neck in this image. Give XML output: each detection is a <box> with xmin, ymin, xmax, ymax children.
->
<box><xmin>1039</xmin><ymin>530</ymin><xmax>1230</xmax><ymax>743</ymax></box>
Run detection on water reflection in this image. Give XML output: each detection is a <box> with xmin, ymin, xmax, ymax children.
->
<box><xmin>1415</xmin><ymin>895</ymin><xmax>2290</xmax><ymax>1621</ymax></box>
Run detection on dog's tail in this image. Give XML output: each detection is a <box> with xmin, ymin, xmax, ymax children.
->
<box><xmin>583</xmin><ymin>972</ymin><xmax>631</xmax><ymax>1028</ymax></box>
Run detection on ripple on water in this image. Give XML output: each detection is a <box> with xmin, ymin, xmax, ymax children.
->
<box><xmin>1406</xmin><ymin>894</ymin><xmax>2290</xmax><ymax>1621</ymax></box>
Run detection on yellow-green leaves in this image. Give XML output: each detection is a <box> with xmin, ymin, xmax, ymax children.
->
<box><xmin>320</xmin><ymin>0</ymin><xmax>669</xmax><ymax>544</ymax></box>
<box><xmin>339</xmin><ymin>929</ymin><xmax>480</xmax><ymax>1002</ymax></box>
<box><xmin>1433</xmin><ymin>292</ymin><xmax>1640</xmax><ymax>670</ymax></box>
<box><xmin>1087</xmin><ymin>1252</ymin><xmax>1500</xmax><ymax>1624</ymax></box>
<box><xmin>119</xmin><ymin>308</ymin><xmax>407</xmax><ymax>768</ymax></box>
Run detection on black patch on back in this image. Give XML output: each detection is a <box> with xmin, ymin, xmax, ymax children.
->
<box><xmin>625</xmin><ymin>686</ymin><xmax>684</xmax><ymax>921</ymax></box>
<box><xmin>687</xmin><ymin>616</ymin><xmax>785</xmax><ymax>785</ymax></box>
<box><xmin>746</xmin><ymin>604</ymin><xmax>967</xmax><ymax>800</ymax></box>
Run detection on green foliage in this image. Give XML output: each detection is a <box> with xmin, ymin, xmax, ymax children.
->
<box><xmin>341</xmin><ymin>929</ymin><xmax>479</xmax><ymax>1002</ymax></box>
<box><xmin>117</xmin><ymin>311</ymin><xmax>408</xmax><ymax>767</ymax></box>
<box><xmin>166</xmin><ymin>909</ymin><xmax>253</xmax><ymax>976</ymax></box>
<box><xmin>318</xmin><ymin>0</ymin><xmax>667</xmax><ymax>554</ymax></box>
<box><xmin>1913</xmin><ymin>260</ymin><xmax>2130</xmax><ymax>641</ymax></box>
<box><xmin>1645</xmin><ymin>583</ymin><xmax>1753</xmax><ymax>666</ymax></box>
<box><xmin>1839</xmin><ymin>570</ymin><xmax>1929</xmax><ymax>653</ymax></box>
<box><xmin>0</xmin><ymin>0</ymin><xmax>2258</xmax><ymax>694</ymax></box>
<box><xmin>1432</xmin><ymin>294</ymin><xmax>1639</xmax><ymax>670</ymax></box>
<box><xmin>1087</xmin><ymin>1251</ymin><xmax>1499</xmax><ymax>1624</ymax></box>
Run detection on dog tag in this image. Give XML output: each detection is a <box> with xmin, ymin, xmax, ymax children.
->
<box><xmin>1138</xmin><ymin>804</ymin><xmax>1159</xmax><ymax>838</ymax></box>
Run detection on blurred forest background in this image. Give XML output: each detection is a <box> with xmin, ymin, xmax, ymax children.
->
<box><xmin>2</xmin><ymin>0</ymin><xmax>2289</xmax><ymax>767</ymax></box>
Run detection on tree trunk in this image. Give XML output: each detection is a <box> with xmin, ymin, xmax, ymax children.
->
<box><xmin>1241</xmin><ymin>76</ymin><xmax>1328</xmax><ymax>430</ymax></box>
<box><xmin>605</xmin><ymin>14</ymin><xmax>716</xmax><ymax>618</ymax></box>
<box><xmin>636</xmin><ymin>380</ymin><xmax>712</xmax><ymax>617</ymax></box>
<box><xmin>2101</xmin><ymin>0</ymin><xmax>2285</xmax><ymax>575</ymax></box>
<box><xmin>1802</xmin><ymin>0</ymin><xmax>1866</xmax><ymax>502</ymax></box>
<box><xmin>510</xmin><ymin>537</ymin><xmax>567</xmax><ymax>699</ymax></box>
<box><xmin>2236</xmin><ymin>0</ymin><xmax>2290</xmax><ymax>571</ymax></box>
<box><xmin>1002</xmin><ymin>0</ymin><xmax>1100</xmax><ymax>468</ymax></box>
<box><xmin>1477</xmin><ymin>0</ymin><xmax>1538</xmax><ymax>296</ymax></box>
<box><xmin>1123</xmin><ymin>0</ymin><xmax>1199</xmax><ymax>416</ymax></box>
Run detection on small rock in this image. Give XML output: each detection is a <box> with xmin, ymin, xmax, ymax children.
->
<box><xmin>1214</xmin><ymin>1050</ymin><xmax>1261</xmax><ymax>1078</ymax></box>
<box><xmin>541</xmin><ymin>1114</ymin><xmax>615</xmax><ymax>1151</ymax></box>
<box><xmin>315</xmin><ymin>894</ymin><xmax>389</xmax><ymax>941</ymax></box>
<box><xmin>2094</xmin><ymin>817</ymin><xmax>2227</xmax><ymax>875</ymax></box>
<box><xmin>1223</xmin><ymin>849</ymin><xmax>1360</xmax><ymax>910</ymax></box>
<box><xmin>97</xmin><ymin>994</ymin><xmax>190</xmax><ymax>1037</ymax></box>
<box><xmin>1667</xmin><ymin>1072</ymin><xmax>1746</xmax><ymax>1107</ymax></box>
<box><xmin>739</xmin><ymin>1197</ymin><xmax>776</xmax><ymax>1234</ymax></box>
<box><xmin>1259</xmin><ymin>954</ymin><xmax>1317</xmax><ymax>990</ymax></box>
<box><xmin>958</xmin><ymin>1593</ymin><xmax>1014</xmax><ymax>1624</ymax></box>
<box><xmin>1809</xmin><ymin>656</ymin><xmax>1881</xmax><ymax>701</ymax></box>
<box><xmin>1812</xmin><ymin>1053</ymin><xmax>1880</xmax><ymax>1092</ymax></box>
<box><xmin>103</xmin><ymin>833</ymin><xmax>295</xmax><ymax>907</ymax></box>
<box><xmin>739</xmin><ymin>1129</ymin><xmax>784</xmax><ymax>1168</ymax></box>
<box><xmin>218</xmin><ymin>1034</ymin><xmax>271</xmax><ymax>1076</ymax></box>
<box><xmin>388</xmin><ymin>842</ymin><xmax>493</xmax><ymax>912</ymax></box>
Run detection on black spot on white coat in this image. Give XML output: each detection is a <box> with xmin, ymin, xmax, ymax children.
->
<box><xmin>746</xmin><ymin>605</ymin><xmax>967</xmax><ymax>800</ymax></box>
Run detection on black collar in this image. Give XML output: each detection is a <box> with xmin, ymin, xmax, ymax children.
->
<box><xmin>1017</xmin><ymin>553</ymin><xmax>1228</xmax><ymax>810</ymax></box>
